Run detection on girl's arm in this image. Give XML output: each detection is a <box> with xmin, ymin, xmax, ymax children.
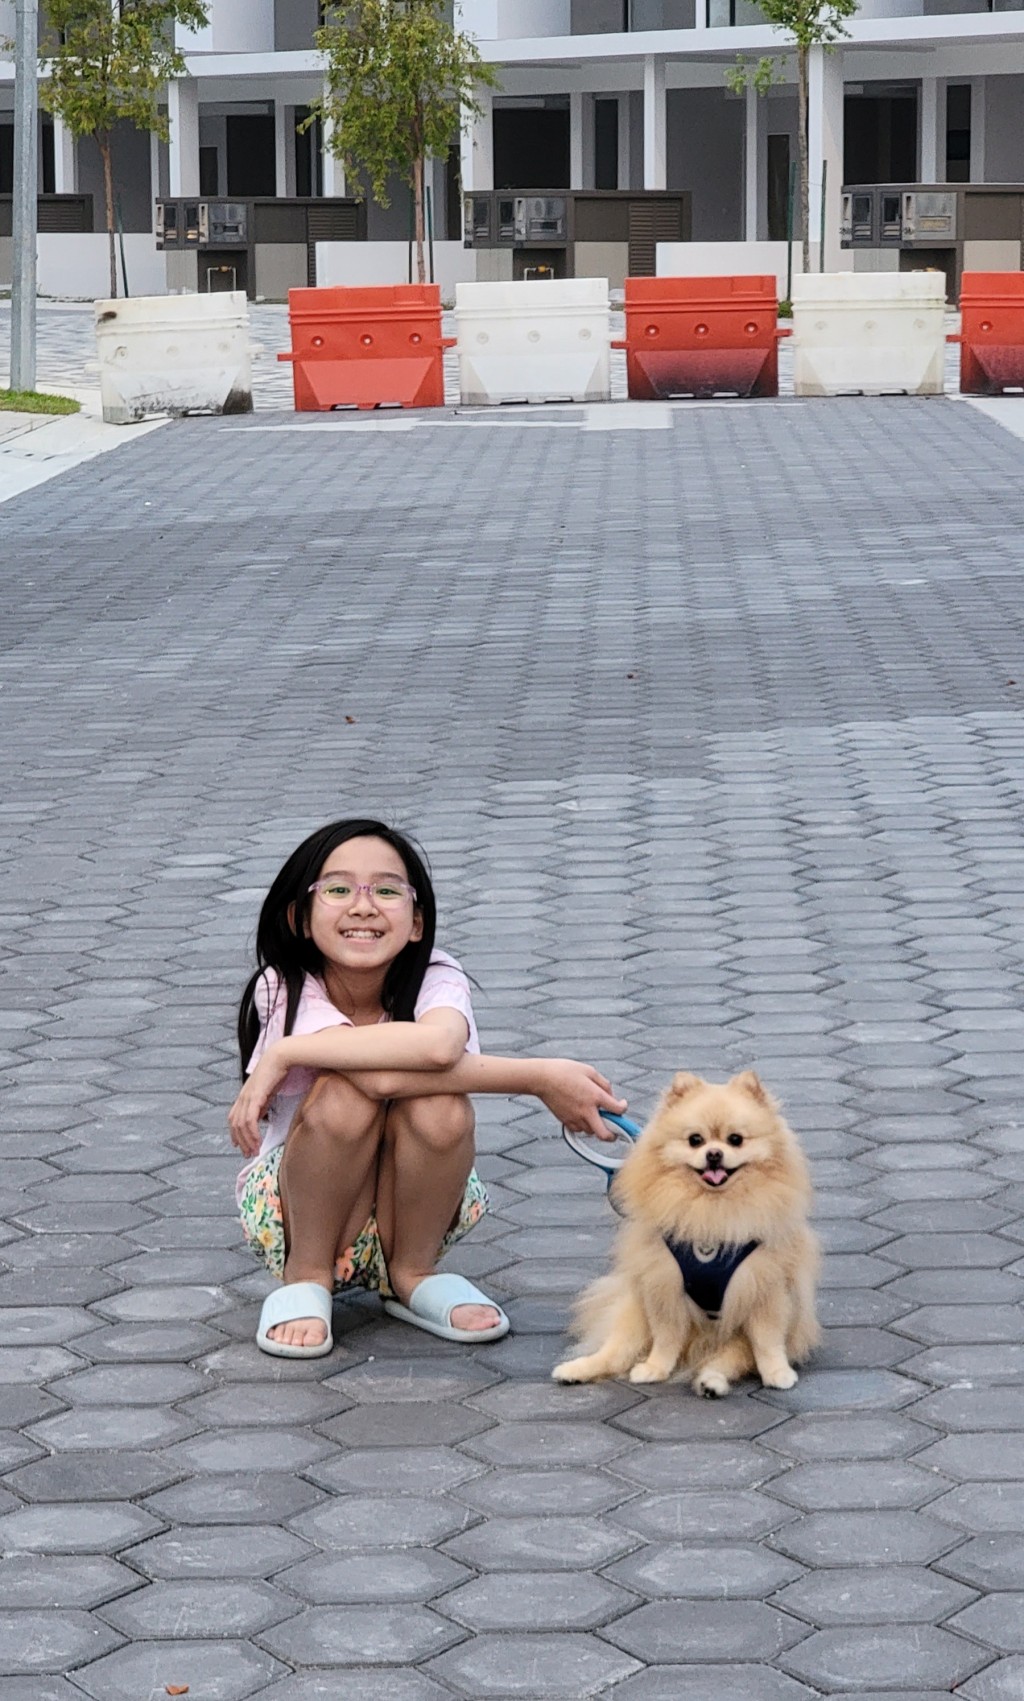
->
<box><xmin>346</xmin><ymin>1054</ymin><xmax>627</xmax><ymax>1135</ymax></box>
<box><xmin>228</xmin><ymin>1010</ymin><xmax>468</xmax><ymax>1153</ymax></box>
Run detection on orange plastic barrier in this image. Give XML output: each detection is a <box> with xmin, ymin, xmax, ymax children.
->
<box><xmin>614</xmin><ymin>275</ymin><xmax>789</xmax><ymax>400</ymax></box>
<box><xmin>279</xmin><ymin>283</ymin><xmax>455</xmax><ymax>410</ymax></box>
<box><xmin>955</xmin><ymin>272</ymin><xmax>1024</xmax><ymax>396</ymax></box>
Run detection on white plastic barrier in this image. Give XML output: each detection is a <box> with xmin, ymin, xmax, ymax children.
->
<box><xmin>94</xmin><ymin>291</ymin><xmax>254</xmax><ymax>424</ymax></box>
<box><xmin>791</xmin><ymin>272</ymin><xmax>946</xmax><ymax>396</ymax></box>
<box><xmin>454</xmin><ymin>277</ymin><xmax>611</xmax><ymax>405</ymax></box>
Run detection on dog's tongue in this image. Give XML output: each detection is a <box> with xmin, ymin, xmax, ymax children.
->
<box><xmin>703</xmin><ymin>1166</ymin><xmax>728</xmax><ymax>1186</ymax></box>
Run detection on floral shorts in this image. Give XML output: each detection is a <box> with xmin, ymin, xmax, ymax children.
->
<box><xmin>239</xmin><ymin>1144</ymin><xmax>489</xmax><ymax>1299</ymax></box>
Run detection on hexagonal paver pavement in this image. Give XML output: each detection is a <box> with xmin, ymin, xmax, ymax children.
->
<box><xmin>5</xmin><ymin>373</ymin><xmax>1024</xmax><ymax>1697</ymax></box>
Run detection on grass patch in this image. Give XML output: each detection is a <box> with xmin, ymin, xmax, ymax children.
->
<box><xmin>0</xmin><ymin>388</ymin><xmax>81</xmax><ymax>415</ymax></box>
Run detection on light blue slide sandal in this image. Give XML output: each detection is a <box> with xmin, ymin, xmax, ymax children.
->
<box><xmin>256</xmin><ymin>1281</ymin><xmax>334</xmax><ymax>1358</ymax></box>
<box><xmin>383</xmin><ymin>1273</ymin><xmax>510</xmax><ymax>1343</ymax></box>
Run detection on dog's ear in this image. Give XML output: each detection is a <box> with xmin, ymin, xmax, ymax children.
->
<box><xmin>668</xmin><ymin>1071</ymin><xmax>703</xmax><ymax>1100</ymax></box>
<box><xmin>730</xmin><ymin>1070</ymin><xmax>770</xmax><ymax>1105</ymax></box>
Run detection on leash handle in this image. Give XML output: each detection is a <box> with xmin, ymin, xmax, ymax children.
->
<box><xmin>562</xmin><ymin>1109</ymin><xmax>642</xmax><ymax>1181</ymax></box>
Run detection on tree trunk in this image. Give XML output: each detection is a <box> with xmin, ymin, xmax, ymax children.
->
<box><xmin>413</xmin><ymin>150</ymin><xmax>426</xmax><ymax>285</ymax></box>
<box><xmin>797</xmin><ymin>43</ymin><xmax>810</xmax><ymax>278</ymax></box>
<box><xmin>99</xmin><ymin>133</ymin><xmax>117</xmax><ymax>299</ymax></box>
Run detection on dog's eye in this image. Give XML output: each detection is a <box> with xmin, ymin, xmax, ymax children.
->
<box><xmin>726</xmin><ymin>1132</ymin><xmax>744</xmax><ymax>1148</ymax></box>
<box><xmin>687</xmin><ymin>1133</ymin><xmax>704</xmax><ymax>1148</ymax></box>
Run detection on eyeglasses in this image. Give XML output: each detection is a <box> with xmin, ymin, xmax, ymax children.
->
<box><xmin>308</xmin><ymin>876</ymin><xmax>417</xmax><ymax>908</ymax></box>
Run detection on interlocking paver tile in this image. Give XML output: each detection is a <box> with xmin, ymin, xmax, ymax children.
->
<box><xmin>603</xmin><ymin>1599</ymin><xmax>809</xmax><ymax>1662</ymax></box>
<box><xmin>435</xmin><ymin>1568</ymin><xmax>634</xmax><ymax>1631</ymax></box>
<box><xmin>424</xmin><ymin>1631</ymin><xmax>640</xmax><ymax>1695</ymax></box>
<box><xmin>275</xmin><ymin>1547</ymin><xmax>470</xmax><ymax>1605</ymax></box>
<box><xmin>774</xmin><ymin>1564</ymin><xmax>975</xmax><ymax>1626</ymax></box>
<box><xmin>70</xmin><ymin>1638</ymin><xmax>287</xmax><ymax>1699</ymax></box>
<box><xmin>606</xmin><ymin>1541</ymin><xmax>802</xmax><ymax>1599</ymax></box>
<box><xmin>258</xmin><ymin>1603</ymin><xmax>463</xmax><ymax>1665</ymax></box>
<box><xmin>0</xmin><ymin>1612</ymin><xmax>123</xmax><ymax>1676</ymax></box>
<box><xmin>781</xmin><ymin>1625</ymin><xmax>988</xmax><ymax>1691</ymax></box>
<box><xmin>125</xmin><ymin>1525</ymin><xmax>311</xmax><ymax>1579</ymax></box>
<box><xmin>97</xmin><ymin>1579</ymin><xmax>299</xmax><ymax>1639</ymax></box>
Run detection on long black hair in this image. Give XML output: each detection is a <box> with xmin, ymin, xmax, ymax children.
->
<box><xmin>237</xmin><ymin>818</ymin><xmax>437</xmax><ymax>1075</ymax></box>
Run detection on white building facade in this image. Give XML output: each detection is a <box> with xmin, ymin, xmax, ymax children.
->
<box><xmin>2</xmin><ymin>0</ymin><xmax>1023</xmax><ymax>293</ymax></box>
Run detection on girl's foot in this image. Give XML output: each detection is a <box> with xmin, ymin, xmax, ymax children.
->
<box><xmin>390</xmin><ymin>1271</ymin><xmax>502</xmax><ymax>1334</ymax></box>
<box><xmin>266</xmin><ymin>1271</ymin><xmax>333</xmax><ymax>1350</ymax></box>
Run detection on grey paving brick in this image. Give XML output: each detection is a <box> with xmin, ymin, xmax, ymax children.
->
<box><xmin>771</xmin><ymin>1460</ymin><xmax>948</xmax><ymax>1510</ymax></box>
<box><xmin>771</xmin><ymin>1509</ymin><xmax>959</xmax><ymax>1566</ymax></box>
<box><xmin>27</xmin><ymin>1406</ymin><xmax>194</xmax><ymax>1452</ymax></box>
<box><xmin>443</xmin><ymin>1512</ymin><xmax>635</xmax><ymax>1570</ymax></box>
<box><xmin>781</xmin><ymin>1625</ymin><xmax>988</xmax><ymax>1691</ymax></box>
<box><xmin>948</xmin><ymin>1594</ymin><xmax>1024</xmax><ymax>1653</ymax></box>
<box><xmin>774</xmin><ymin>1564</ymin><xmax>975</xmax><ymax>1626</ymax></box>
<box><xmin>274</xmin><ymin>1547</ymin><xmax>470</xmax><ymax>1605</ymax></box>
<box><xmin>0</xmin><ymin>1502</ymin><xmax>162</xmax><ymax>1553</ymax></box>
<box><xmin>125</xmin><ymin>1525</ymin><xmax>311</xmax><ymax>1579</ymax></box>
<box><xmin>144</xmin><ymin>1474</ymin><xmax>323</xmax><ymax>1526</ymax></box>
<box><xmin>930</xmin><ymin>1483</ymin><xmax>1024</xmax><ymax>1532</ymax></box>
<box><xmin>604</xmin><ymin>1599</ymin><xmax>809</xmax><ymax>1663</ymax></box>
<box><xmin>291</xmin><ymin>1494</ymin><xmax>474</xmax><ymax>1550</ymax></box>
<box><xmin>258</xmin><ymin>1603</ymin><xmax>463</xmax><ymax>1665</ymax></box>
<box><xmin>70</xmin><ymin>1639</ymin><xmax>287</xmax><ymax>1700</ymax></box>
<box><xmin>254</xmin><ymin>1676</ymin><xmax>450</xmax><ymax>1701</ymax></box>
<box><xmin>97</xmin><ymin>1579</ymin><xmax>298</xmax><ymax>1639</ymax></box>
<box><xmin>613</xmin><ymin>1491</ymin><xmax>795</xmax><ymax>1543</ymax></box>
<box><xmin>454</xmin><ymin>1465</ymin><xmax>631</xmax><ymax>1515</ymax></box>
<box><xmin>51</xmin><ymin>1364</ymin><xmax>206</xmax><ymax>1405</ymax></box>
<box><xmin>0</xmin><ymin>1611</ymin><xmax>123</xmax><ymax>1675</ymax></box>
<box><xmin>317</xmin><ymin>1402</ymin><xmax>493</xmax><ymax>1448</ymax></box>
<box><xmin>961</xmin><ymin>1658</ymin><xmax>1024</xmax><ymax>1700</ymax></box>
<box><xmin>6</xmin><ymin>1450</ymin><xmax>184</xmax><ymax>1502</ymax></box>
<box><xmin>0</xmin><ymin>1556</ymin><xmax>141</xmax><ymax>1610</ymax></box>
<box><xmin>436</xmin><ymin>1568</ymin><xmax>634</xmax><ymax>1631</ymax></box>
<box><xmin>939</xmin><ymin>1534</ymin><xmax>1024</xmax><ymax>1589</ymax></box>
<box><xmin>425</xmin><ymin>1631</ymin><xmax>640</xmax><ymax>1695</ymax></box>
<box><xmin>611</xmin><ymin>1440</ymin><xmax>779</xmax><ymax>1491</ymax></box>
<box><xmin>605</xmin><ymin>1541</ymin><xmax>802</xmax><ymax>1599</ymax></box>
<box><xmin>762</xmin><ymin>1413</ymin><xmax>937</xmax><ymax>1461</ymax></box>
<box><xmin>610</xmin><ymin>1666</ymin><xmax>817</xmax><ymax>1701</ymax></box>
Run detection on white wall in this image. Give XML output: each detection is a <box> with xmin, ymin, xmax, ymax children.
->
<box><xmin>178</xmin><ymin>0</ymin><xmax>274</xmax><ymax>51</ymax></box>
<box><xmin>37</xmin><ymin>234</ymin><xmax>167</xmax><ymax>300</ymax></box>
<box><xmin>658</xmin><ymin>240</ymin><xmax>796</xmax><ymax>297</ymax></box>
<box><xmin>316</xmin><ymin>240</ymin><xmax>478</xmax><ymax>303</ymax></box>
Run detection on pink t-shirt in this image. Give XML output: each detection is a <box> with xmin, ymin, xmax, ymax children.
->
<box><xmin>235</xmin><ymin>949</ymin><xmax>479</xmax><ymax>1204</ymax></box>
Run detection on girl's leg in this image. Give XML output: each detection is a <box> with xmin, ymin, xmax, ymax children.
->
<box><xmin>376</xmin><ymin>1095</ymin><xmax>499</xmax><ymax>1333</ymax></box>
<box><xmin>271</xmin><ymin>1074</ymin><xmax>386</xmax><ymax>1350</ymax></box>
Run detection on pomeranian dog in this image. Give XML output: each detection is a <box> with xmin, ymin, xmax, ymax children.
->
<box><xmin>553</xmin><ymin>1071</ymin><xmax>820</xmax><ymax>1398</ymax></box>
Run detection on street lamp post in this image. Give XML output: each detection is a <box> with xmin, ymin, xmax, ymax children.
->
<box><xmin>10</xmin><ymin>0</ymin><xmax>39</xmax><ymax>394</ymax></box>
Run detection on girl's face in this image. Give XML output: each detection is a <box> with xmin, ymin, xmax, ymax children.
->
<box><xmin>304</xmin><ymin>835</ymin><xmax>423</xmax><ymax>977</ymax></box>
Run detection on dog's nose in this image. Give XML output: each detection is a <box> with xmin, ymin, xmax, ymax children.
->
<box><xmin>705</xmin><ymin>1149</ymin><xmax>723</xmax><ymax>1167</ymax></box>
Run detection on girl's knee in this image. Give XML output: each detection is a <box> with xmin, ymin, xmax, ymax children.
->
<box><xmin>390</xmin><ymin>1094</ymin><xmax>474</xmax><ymax>1152</ymax></box>
<box><xmin>293</xmin><ymin>1074</ymin><xmax>383</xmax><ymax>1143</ymax></box>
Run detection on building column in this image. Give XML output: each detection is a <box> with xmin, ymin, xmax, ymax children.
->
<box><xmin>807</xmin><ymin>44</ymin><xmax>843</xmax><ymax>271</ymax></box>
<box><xmin>617</xmin><ymin>93</ymin><xmax>632</xmax><ymax>190</ymax></box>
<box><xmin>321</xmin><ymin>81</ymin><xmax>346</xmax><ymax>197</ymax></box>
<box><xmin>570</xmin><ymin>90</ymin><xmax>595</xmax><ymax>190</ymax></box>
<box><xmin>274</xmin><ymin>100</ymin><xmax>288</xmax><ymax>198</ymax></box>
<box><xmin>460</xmin><ymin>85</ymin><xmax>494</xmax><ymax>196</ymax></box>
<box><xmin>744</xmin><ymin>82</ymin><xmax>759</xmax><ymax>240</ymax></box>
<box><xmin>52</xmin><ymin>115</ymin><xmax>76</xmax><ymax>193</ymax></box>
<box><xmin>167</xmin><ymin>75</ymin><xmax>200</xmax><ymax>197</ymax></box>
<box><xmin>643</xmin><ymin>56</ymin><xmax>666</xmax><ymax>191</ymax></box>
<box><xmin>970</xmin><ymin>76</ymin><xmax>986</xmax><ymax>182</ymax></box>
<box><xmin>919</xmin><ymin>76</ymin><xmax>940</xmax><ymax>183</ymax></box>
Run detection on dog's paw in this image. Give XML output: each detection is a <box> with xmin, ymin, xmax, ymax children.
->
<box><xmin>761</xmin><ymin>1364</ymin><xmax>798</xmax><ymax>1390</ymax></box>
<box><xmin>628</xmin><ymin>1359</ymin><xmax>672</xmax><ymax>1385</ymax></box>
<box><xmin>695</xmin><ymin>1369</ymin><xmax>730</xmax><ymax>1399</ymax></box>
<box><xmin>552</xmin><ymin>1359</ymin><xmax>587</xmax><ymax>1384</ymax></box>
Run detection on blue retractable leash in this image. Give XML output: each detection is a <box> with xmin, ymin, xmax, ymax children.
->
<box><xmin>562</xmin><ymin>1109</ymin><xmax>643</xmax><ymax>1190</ymax></box>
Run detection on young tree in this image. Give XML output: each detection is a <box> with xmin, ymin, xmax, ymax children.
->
<box><xmin>312</xmin><ymin>0</ymin><xmax>497</xmax><ymax>285</ymax></box>
<box><xmin>40</xmin><ymin>0</ymin><xmax>209</xmax><ymax>299</ymax></box>
<box><xmin>729</xmin><ymin>0</ymin><xmax>856</xmax><ymax>277</ymax></box>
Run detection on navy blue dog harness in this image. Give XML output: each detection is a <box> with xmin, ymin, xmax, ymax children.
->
<box><xmin>665</xmin><ymin>1238</ymin><xmax>760</xmax><ymax>1319</ymax></box>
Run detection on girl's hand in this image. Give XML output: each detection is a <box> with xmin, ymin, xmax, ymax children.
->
<box><xmin>228</xmin><ymin>1044</ymin><xmax>291</xmax><ymax>1157</ymax></box>
<box><xmin>536</xmin><ymin>1060</ymin><xmax>628</xmax><ymax>1138</ymax></box>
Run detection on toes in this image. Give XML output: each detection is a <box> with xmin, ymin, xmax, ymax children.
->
<box><xmin>268</xmin><ymin>1318</ymin><xmax>328</xmax><ymax>1348</ymax></box>
<box><xmin>629</xmin><ymin>1362</ymin><xmax>669</xmax><ymax>1384</ymax></box>
<box><xmin>449</xmin><ymin>1304</ymin><xmax>501</xmax><ymax>1332</ymax></box>
<box><xmin>552</xmin><ymin>1360</ymin><xmax>583</xmax><ymax>1383</ymax></box>
<box><xmin>696</xmin><ymin>1371</ymin><xmax>729</xmax><ymax>1399</ymax></box>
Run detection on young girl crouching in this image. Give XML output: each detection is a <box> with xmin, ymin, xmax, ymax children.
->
<box><xmin>229</xmin><ymin>817</ymin><xmax>626</xmax><ymax>1358</ymax></box>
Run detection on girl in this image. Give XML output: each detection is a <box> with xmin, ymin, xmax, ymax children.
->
<box><xmin>230</xmin><ymin>818</ymin><xmax>626</xmax><ymax>1358</ymax></box>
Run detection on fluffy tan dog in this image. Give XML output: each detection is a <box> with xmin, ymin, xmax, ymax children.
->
<box><xmin>552</xmin><ymin>1071</ymin><xmax>820</xmax><ymax>1398</ymax></box>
